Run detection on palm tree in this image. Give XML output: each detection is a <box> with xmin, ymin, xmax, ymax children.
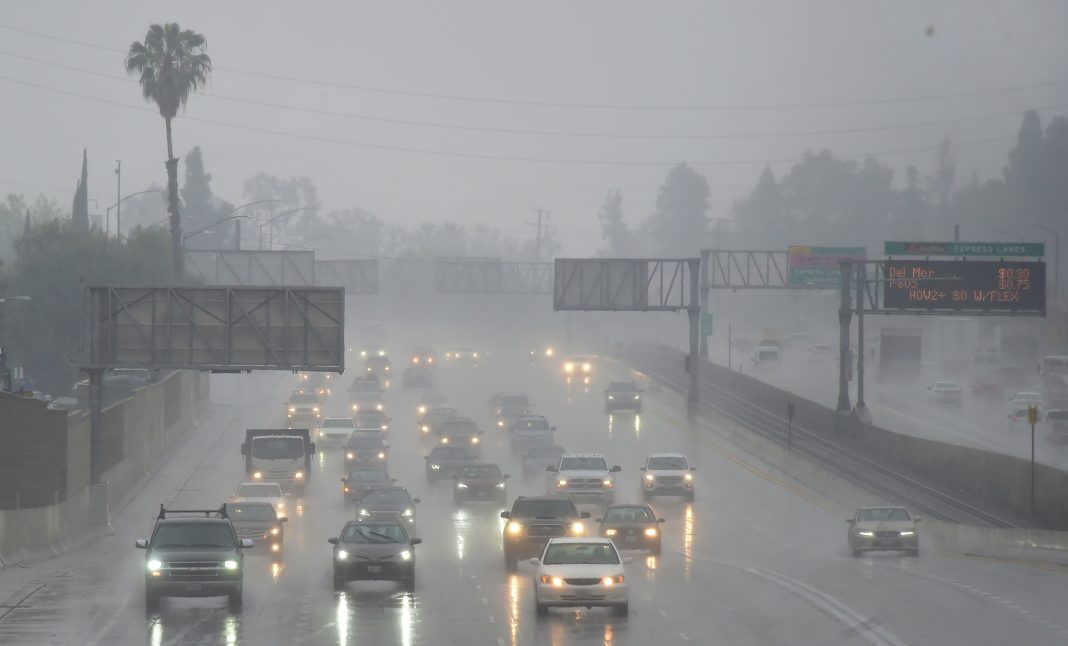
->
<box><xmin>125</xmin><ymin>23</ymin><xmax>211</xmax><ymax>277</ymax></box>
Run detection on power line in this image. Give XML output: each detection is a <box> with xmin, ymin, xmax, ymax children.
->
<box><xmin>2</xmin><ymin>49</ymin><xmax>1062</xmax><ymax>141</ymax></box>
<box><xmin>2</xmin><ymin>22</ymin><xmax>1067</xmax><ymax>112</ymax></box>
<box><xmin>0</xmin><ymin>74</ymin><xmax>1022</xmax><ymax>168</ymax></box>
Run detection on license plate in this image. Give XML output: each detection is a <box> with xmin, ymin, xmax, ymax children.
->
<box><xmin>185</xmin><ymin>583</ymin><xmax>202</xmax><ymax>592</ymax></box>
<box><xmin>366</xmin><ymin>565</ymin><xmax>381</xmax><ymax>573</ymax></box>
<box><xmin>624</xmin><ymin>536</ymin><xmax>638</xmax><ymax>543</ymax></box>
<box><xmin>573</xmin><ymin>590</ymin><xmax>591</xmax><ymax>598</ymax></box>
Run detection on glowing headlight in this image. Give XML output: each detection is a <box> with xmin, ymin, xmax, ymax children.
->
<box><xmin>336</xmin><ymin>550</ymin><xmax>349</xmax><ymax>560</ymax></box>
<box><xmin>403</xmin><ymin>508</ymin><xmax>413</xmax><ymax>517</ymax></box>
<box><xmin>857</xmin><ymin>530</ymin><xmax>874</xmax><ymax>537</ymax></box>
<box><xmin>471</xmin><ymin>437</ymin><xmax>480</xmax><ymax>444</ymax></box>
<box><xmin>684</xmin><ymin>473</ymin><xmax>693</xmax><ymax>481</ymax></box>
<box><xmin>288</xmin><ymin>406</ymin><xmax>296</xmax><ymax>413</ymax></box>
<box><xmin>377</xmin><ymin>452</ymin><xmax>386</xmax><ymax>459</ymax></box>
<box><xmin>441</xmin><ymin>437</ymin><xmax>449</xmax><ymax>444</ymax></box>
<box><xmin>456</xmin><ymin>482</ymin><xmax>469</xmax><ymax>489</ymax></box>
<box><xmin>385</xmin><ymin>366</ymin><xmax>390</xmax><ymax>371</ymax></box>
<box><xmin>271</xmin><ymin>527</ymin><xmax>280</xmax><ymax>536</ymax></box>
<box><xmin>147</xmin><ymin>559</ymin><xmax>163</xmax><ymax>572</ymax></box>
<box><xmin>418</xmin><ymin>406</ymin><xmax>427</xmax><ymax>414</ymax></box>
<box><xmin>399</xmin><ymin>550</ymin><xmax>412</xmax><ymax>561</ymax></box>
<box><xmin>552</xmin><ymin>576</ymin><xmax>564</xmax><ymax>587</ymax></box>
<box><xmin>431</xmin><ymin>464</ymin><xmax>440</xmax><ymax>470</ymax></box>
<box><xmin>312</xmin><ymin>406</ymin><xmax>320</xmax><ymax>412</ymax></box>
<box><xmin>634</xmin><ymin>395</ymin><xmax>640</xmax><ymax>400</ymax></box>
<box><xmin>557</xmin><ymin>479</ymin><xmax>567</xmax><ymax>487</ymax></box>
<box><xmin>413</xmin><ymin>357</ymin><xmax>420</xmax><ymax>364</ymax></box>
<box><xmin>603</xmin><ymin>575</ymin><xmax>623</xmax><ymax>585</ymax></box>
<box><xmin>507</xmin><ymin>522</ymin><xmax>523</xmax><ymax>535</ymax></box>
<box><xmin>382</xmin><ymin>424</ymin><xmax>389</xmax><ymax>431</ymax></box>
<box><xmin>294</xmin><ymin>471</ymin><xmax>304</xmax><ymax>479</ymax></box>
<box><xmin>271</xmin><ymin>543</ymin><xmax>280</xmax><ymax>552</ymax></box>
<box><xmin>603</xmin><ymin>479</ymin><xmax>613</xmax><ymax>486</ymax></box>
<box><xmin>497</xmin><ymin>420</ymin><xmax>504</xmax><ymax>427</ymax></box>
<box><xmin>570</xmin><ymin>522</ymin><xmax>585</xmax><ymax>535</ymax></box>
<box><xmin>253</xmin><ymin>471</ymin><xmax>263</xmax><ymax>479</ymax></box>
<box><xmin>473</xmin><ymin>353</ymin><xmax>479</xmax><ymax>358</ymax></box>
<box><xmin>346</xmin><ymin>452</ymin><xmax>355</xmax><ymax>459</ymax></box>
<box><xmin>539</xmin><ymin>575</ymin><xmax>564</xmax><ymax>587</ymax></box>
<box><xmin>378</xmin><ymin>350</ymin><xmax>385</xmax><ymax>357</ymax></box>
<box><xmin>358</xmin><ymin>509</ymin><xmax>369</xmax><ymax>517</ymax></box>
<box><xmin>608</xmin><ymin>395</ymin><xmax>614</xmax><ymax>400</ymax></box>
<box><xmin>645</xmin><ymin>473</ymin><xmax>655</xmax><ymax>482</ymax></box>
<box><xmin>545</xmin><ymin>348</ymin><xmax>554</xmax><ymax>357</ymax></box>
<box><xmin>376</xmin><ymin>404</ymin><xmax>384</xmax><ymax>411</ymax></box>
<box><xmin>645</xmin><ymin>528</ymin><xmax>658</xmax><ymax>537</ymax></box>
<box><xmin>900</xmin><ymin>530</ymin><xmax>915</xmax><ymax>536</ymax></box>
<box><xmin>605</xmin><ymin>528</ymin><xmax>617</xmax><ymax>536</ymax></box>
<box><xmin>428</xmin><ymin>357</ymin><xmax>434</xmax><ymax>363</ymax></box>
<box><xmin>564</xmin><ymin>363</ymin><xmax>574</xmax><ymax>373</ymax></box>
<box><xmin>495</xmin><ymin>482</ymin><xmax>506</xmax><ymax>489</ymax></box>
<box><xmin>224</xmin><ymin>560</ymin><xmax>239</xmax><ymax>570</ymax></box>
<box><xmin>582</xmin><ymin>363</ymin><xmax>591</xmax><ymax>372</ymax></box>
<box><xmin>360</xmin><ymin>350</ymin><xmax>367</xmax><ymax>357</ymax></box>
<box><xmin>422</xmin><ymin>425</ymin><xmax>429</xmax><ymax>433</ymax></box>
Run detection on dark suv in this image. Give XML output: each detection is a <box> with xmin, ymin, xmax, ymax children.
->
<box><xmin>135</xmin><ymin>506</ymin><xmax>253</xmax><ymax>611</ymax></box>
<box><xmin>499</xmin><ymin>497</ymin><xmax>589</xmax><ymax>571</ymax></box>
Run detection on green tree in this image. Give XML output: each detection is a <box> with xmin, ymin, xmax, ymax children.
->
<box><xmin>126</xmin><ymin>23</ymin><xmax>212</xmax><ymax>277</ymax></box>
<box><xmin>597</xmin><ymin>190</ymin><xmax>633</xmax><ymax>256</ymax></box>
<box><xmin>643</xmin><ymin>163</ymin><xmax>710</xmax><ymax>255</ymax></box>
<box><xmin>180</xmin><ymin>147</ymin><xmax>226</xmax><ymax>249</ymax></box>
<box><xmin>734</xmin><ymin>167</ymin><xmax>788</xmax><ymax>244</ymax></box>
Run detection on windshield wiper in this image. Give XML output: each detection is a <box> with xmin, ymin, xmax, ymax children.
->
<box><xmin>367</xmin><ymin>531</ymin><xmax>398</xmax><ymax>543</ymax></box>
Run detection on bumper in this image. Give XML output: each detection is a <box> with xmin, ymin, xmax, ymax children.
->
<box><xmin>644</xmin><ymin>481</ymin><xmax>694</xmax><ymax>495</ymax></box>
<box><xmin>146</xmin><ymin>577</ymin><xmax>241</xmax><ymax>598</ymax></box>
<box><xmin>335</xmin><ymin>561</ymin><xmax>413</xmax><ymax>581</ymax></box>
<box><xmin>504</xmin><ymin>537</ymin><xmax>556</xmax><ymax>559</ymax></box>
<box><xmin>553</xmin><ymin>488</ymin><xmax>615</xmax><ymax>503</ymax></box>
<box><xmin>535</xmin><ymin>582</ymin><xmax>628</xmax><ymax>607</ymax></box>
<box><xmin>456</xmin><ymin>486</ymin><xmax>506</xmax><ymax>500</ymax></box>
<box><xmin>850</xmin><ymin>534</ymin><xmax>919</xmax><ymax>551</ymax></box>
<box><xmin>605</xmin><ymin>400</ymin><xmax>641</xmax><ymax>411</ymax></box>
<box><xmin>606</xmin><ymin>533</ymin><xmax>659</xmax><ymax>549</ymax></box>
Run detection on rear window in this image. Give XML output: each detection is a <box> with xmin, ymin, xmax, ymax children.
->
<box><xmin>346</xmin><ymin>437</ymin><xmax>385</xmax><ymax>449</ymax></box>
<box><xmin>322</xmin><ymin>419</ymin><xmax>354</xmax><ymax>428</ymax></box>
<box><xmin>1045</xmin><ymin>411</ymin><xmax>1068</xmax><ymax>421</ymax></box>
<box><xmin>608</xmin><ymin>382</ymin><xmax>637</xmax><ymax>392</ymax></box>
<box><xmin>515</xmin><ymin>418</ymin><xmax>550</xmax><ymax>431</ymax></box>
<box><xmin>225</xmin><ymin>503</ymin><xmax>277</xmax><ymax>522</ymax></box>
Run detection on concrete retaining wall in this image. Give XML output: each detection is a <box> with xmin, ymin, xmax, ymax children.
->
<box><xmin>0</xmin><ymin>370</ymin><xmax>209</xmax><ymax>566</ymax></box>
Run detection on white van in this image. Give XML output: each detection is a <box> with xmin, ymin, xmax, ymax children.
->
<box><xmin>751</xmin><ymin>345</ymin><xmax>782</xmax><ymax>368</ymax></box>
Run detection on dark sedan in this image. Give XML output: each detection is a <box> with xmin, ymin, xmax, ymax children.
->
<box><xmin>453</xmin><ymin>463</ymin><xmax>509</xmax><ymax>504</ymax></box>
<box><xmin>341</xmin><ymin>467</ymin><xmax>394</xmax><ymax>503</ymax></box>
<box><xmin>597</xmin><ymin>504</ymin><xmax>664</xmax><ymax>555</ymax></box>
<box><xmin>330</xmin><ymin>519</ymin><xmax>421</xmax><ymax>591</ymax></box>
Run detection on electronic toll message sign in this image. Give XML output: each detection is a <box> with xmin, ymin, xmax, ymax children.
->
<box><xmin>884</xmin><ymin>260</ymin><xmax>1046</xmax><ymax>314</ymax></box>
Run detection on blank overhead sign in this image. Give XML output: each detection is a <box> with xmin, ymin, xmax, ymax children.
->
<box><xmin>554</xmin><ymin>258</ymin><xmax>698</xmax><ymax>311</ymax></box>
<box><xmin>83</xmin><ymin>286</ymin><xmax>344</xmax><ymax>372</ymax></box>
<box><xmin>315</xmin><ymin>259</ymin><xmax>379</xmax><ymax>294</ymax></box>
<box><xmin>185</xmin><ymin>250</ymin><xmax>316</xmax><ymax>286</ymax></box>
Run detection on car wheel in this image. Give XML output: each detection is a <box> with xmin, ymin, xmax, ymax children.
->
<box><xmin>684</xmin><ymin>491</ymin><xmax>695</xmax><ymax>502</ymax></box>
<box><xmin>333</xmin><ymin>572</ymin><xmax>346</xmax><ymax>590</ymax></box>
<box><xmin>906</xmin><ymin>548</ymin><xmax>919</xmax><ymax>557</ymax></box>
<box><xmin>228</xmin><ymin>587</ymin><xmax>243</xmax><ymax>611</ymax></box>
<box><xmin>453</xmin><ymin>494</ymin><xmax>462</xmax><ymax>504</ymax></box>
<box><xmin>641</xmin><ymin>489</ymin><xmax>651</xmax><ymax>501</ymax></box>
<box><xmin>403</xmin><ymin>575</ymin><xmax>416</xmax><ymax>592</ymax></box>
<box><xmin>613</xmin><ymin>603</ymin><xmax>629</xmax><ymax>617</ymax></box>
<box><xmin>651</xmin><ymin>541</ymin><xmax>661</xmax><ymax>556</ymax></box>
<box><xmin>504</xmin><ymin>552</ymin><xmax>518</xmax><ymax>572</ymax></box>
<box><xmin>145</xmin><ymin>589</ymin><xmax>160</xmax><ymax>612</ymax></box>
<box><xmin>536</xmin><ymin>601</ymin><xmax>549</xmax><ymax>617</ymax></box>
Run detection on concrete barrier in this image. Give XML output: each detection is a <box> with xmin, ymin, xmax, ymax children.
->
<box><xmin>0</xmin><ymin>370</ymin><xmax>209</xmax><ymax>566</ymax></box>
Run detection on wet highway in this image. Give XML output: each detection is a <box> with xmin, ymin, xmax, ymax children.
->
<box><xmin>2</xmin><ymin>352</ymin><xmax>1067</xmax><ymax>645</ymax></box>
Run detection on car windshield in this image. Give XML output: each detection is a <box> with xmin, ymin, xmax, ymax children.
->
<box><xmin>347</xmin><ymin>437</ymin><xmax>385</xmax><ymax>449</ymax></box>
<box><xmin>289</xmin><ymin>393</ymin><xmax>318</xmax><ymax>404</ymax></box>
<box><xmin>251</xmin><ymin>437</ymin><xmax>305</xmax><ymax>460</ymax></box>
<box><xmin>515</xmin><ymin>418</ymin><xmax>549</xmax><ymax>430</ymax></box>
<box><xmin>432</xmin><ymin>447</ymin><xmax>472</xmax><ymax>459</ymax></box>
<box><xmin>856</xmin><ymin>508</ymin><xmax>911</xmax><ymax>522</ymax></box>
<box><xmin>441</xmin><ymin>420</ymin><xmax>478</xmax><ymax>434</ymax></box>
<box><xmin>322</xmin><ymin>419</ymin><xmax>354</xmax><ymax>429</ymax></box>
<box><xmin>351</xmin><ymin>382</ymin><xmax>381</xmax><ymax>394</ymax></box>
<box><xmin>342</xmin><ymin>523</ymin><xmax>407</xmax><ymax>544</ymax></box>
<box><xmin>604</xmin><ymin>507</ymin><xmax>654</xmax><ymax>523</ymax></box>
<box><xmin>1045</xmin><ymin>410</ymin><xmax>1068</xmax><ymax>421</ymax></box>
<box><xmin>499</xmin><ymin>396</ymin><xmax>529</xmax><ymax>407</ymax></box>
<box><xmin>512</xmin><ymin>499</ymin><xmax>576</xmax><ymax>519</ymax></box>
<box><xmin>647</xmin><ymin>456</ymin><xmax>688</xmax><ymax>470</ymax></box>
<box><xmin>352</xmin><ymin>430</ymin><xmax>385</xmax><ymax>441</ymax></box>
<box><xmin>560</xmin><ymin>456</ymin><xmax>608</xmax><ymax>471</ymax></box>
<box><xmin>361</xmin><ymin>490</ymin><xmax>410</xmax><ymax>505</ymax></box>
<box><xmin>528</xmin><ymin>446</ymin><xmax>565</xmax><ymax>458</ymax></box>
<box><xmin>236</xmin><ymin>484</ymin><xmax>282</xmax><ymax>498</ymax></box>
<box><xmin>348</xmin><ymin>469</ymin><xmax>388</xmax><ymax>482</ymax></box>
<box><xmin>757</xmin><ymin>349</ymin><xmax>779</xmax><ymax>360</ymax></box>
<box><xmin>153</xmin><ymin>522</ymin><xmax>236</xmax><ymax>548</ymax></box>
<box><xmin>608</xmin><ymin>383</ymin><xmax>637</xmax><ymax>392</ymax></box>
<box><xmin>460</xmin><ymin>465</ymin><xmax>502</xmax><ymax>478</ymax></box>
<box><xmin>356</xmin><ymin>412</ymin><xmax>388</xmax><ymax>424</ymax></box>
<box><xmin>225</xmin><ymin>503</ymin><xmax>277</xmax><ymax>522</ymax></box>
<box><xmin>542</xmin><ymin>542</ymin><xmax>620</xmax><ymax>565</ymax></box>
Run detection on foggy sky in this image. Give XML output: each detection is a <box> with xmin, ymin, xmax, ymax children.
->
<box><xmin>2</xmin><ymin>0</ymin><xmax>1068</xmax><ymax>254</ymax></box>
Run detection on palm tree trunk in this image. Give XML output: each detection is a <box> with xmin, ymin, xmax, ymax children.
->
<box><xmin>164</xmin><ymin>116</ymin><xmax>183</xmax><ymax>278</ymax></box>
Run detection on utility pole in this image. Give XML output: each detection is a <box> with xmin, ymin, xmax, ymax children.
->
<box><xmin>114</xmin><ymin>160</ymin><xmax>121</xmax><ymax>239</ymax></box>
<box><xmin>836</xmin><ymin>260</ymin><xmax>854</xmax><ymax>413</ymax></box>
<box><xmin>532</xmin><ymin>209</ymin><xmax>550</xmax><ymax>262</ymax></box>
<box><xmin>235</xmin><ymin>218</ymin><xmax>241</xmax><ymax>250</ymax></box>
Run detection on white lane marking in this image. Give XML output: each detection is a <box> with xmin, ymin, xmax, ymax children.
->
<box><xmin>488</xmin><ymin>615</ymin><xmax>496</xmax><ymax>624</ymax></box>
<box><xmin>679</xmin><ymin>633</ymin><xmax>691</xmax><ymax>641</ymax></box>
<box><xmin>482</xmin><ymin>597</ymin><xmax>489</xmax><ymax>605</ymax></box>
<box><xmin>658</xmin><ymin>609</ymin><xmax>668</xmax><ymax>617</ymax></box>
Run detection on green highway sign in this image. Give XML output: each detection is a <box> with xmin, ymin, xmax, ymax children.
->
<box><xmin>787</xmin><ymin>246</ymin><xmax>867</xmax><ymax>287</ymax></box>
<box><xmin>884</xmin><ymin>241</ymin><xmax>1045</xmax><ymax>257</ymax></box>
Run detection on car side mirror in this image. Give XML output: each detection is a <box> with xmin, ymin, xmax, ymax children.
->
<box><xmin>411</xmin><ymin>538</ymin><xmax>423</xmax><ymax>546</ymax></box>
<box><xmin>846</xmin><ymin>519</ymin><xmax>854</xmax><ymax>523</ymax></box>
<box><xmin>240</xmin><ymin>539</ymin><xmax>254</xmax><ymax>548</ymax></box>
<box><xmin>610</xmin><ymin>466</ymin><xmax>622</xmax><ymax>473</ymax></box>
<box><xmin>689</xmin><ymin>466</ymin><xmax>697</xmax><ymax>471</ymax></box>
<box><xmin>546</xmin><ymin>466</ymin><xmax>558</xmax><ymax>473</ymax></box>
<box><xmin>550</xmin><ymin>426</ymin><xmax>557</xmax><ymax>431</ymax></box>
<box><xmin>580</xmin><ymin>511</ymin><xmax>591</xmax><ymax>519</ymax></box>
<box><xmin>413</xmin><ymin>498</ymin><xmax>421</xmax><ymax>504</ymax></box>
<box><xmin>914</xmin><ymin>518</ymin><xmax>923</xmax><ymax>523</ymax></box>
<box><xmin>595</xmin><ymin>517</ymin><xmax>603</xmax><ymax>523</ymax></box>
<box><xmin>279</xmin><ymin>517</ymin><xmax>289</xmax><ymax>523</ymax></box>
<box><xmin>328</xmin><ymin>537</ymin><xmax>339</xmax><ymax>545</ymax></box>
<box><xmin>658</xmin><ymin>518</ymin><xmax>666</xmax><ymax>523</ymax></box>
<box><xmin>135</xmin><ymin>539</ymin><xmax>148</xmax><ymax>549</ymax></box>
<box><xmin>529</xmin><ymin>557</ymin><xmax>540</xmax><ymax>565</ymax></box>
<box><xmin>504</xmin><ymin>474</ymin><xmax>511</xmax><ymax>479</ymax></box>
<box><xmin>240</xmin><ymin>443</ymin><xmax>247</xmax><ymax>456</ymax></box>
<box><xmin>500</xmin><ymin>511</ymin><xmax>511</xmax><ymax>519</ymax></box>
<box><xmin>623</xmin><ymin>556</ymin><xmax>633</xmax><ymax>564</ymax></box>
<box><xmin>639</xmin><ymin>466</ymin><xmax>647</xmax><ymax>471</ymax></box>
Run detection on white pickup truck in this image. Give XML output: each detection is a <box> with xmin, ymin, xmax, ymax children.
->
<box><xmin>546</xmin><ymin>453</ymin><xmax>621</xmax><ymax>503</ymax></box>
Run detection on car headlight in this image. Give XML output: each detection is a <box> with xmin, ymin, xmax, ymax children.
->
<box><xmin>582</xmin><ymin>363</ymin><xmax>591</xmax><ymax>372</ymax></box>
<box><xmin>507</xmin><ymin>522</ymin><xmax>523</xmax><ymax>535</ymax></box>
<box><xmin>441</xmin><ymin>437</ymin><xmax>449</xmax><ymax>444</ymax></box>
<box><xmin>634</xmin><ymin>395</ymin><xmax>640</xmax><ymax>400</ymax></box>
<box><xmin>147</xmin><ymin>559</ymin><xmax>163</xmax><ymax>572</ymax></box>
<box><xmin>428</xmin><ymin>357</ymin><xmax>434</xmax><ymax>364</ymax></box>
<box><xmin>378</xmin><ymin>350</ymin><xmax>385</xmax><ymax>357</ymax></box>
<box><xmin>399</xmin><ymin>550</ymin><xmax>412</xmax><ymax>561</ymax></box>
<box><xmin>431</xmin><ymin>464</ymin><xmax>440</xmax><ymax>470</ymax></box>
<box><xmin>497</xmin><ymin>420</ymin><xmax>504</xmax><ymax>427</ymax></box>
<box><xmin>358</xmin><ymin>509</ymin><xmax>369</xmax><ymax>517</ymax></box>
<box><xmin>473</xmin><ymin>353</ymin><xmax>479</xmax><ymax>359</ymax></box>
<box><xmin>382</xmin><ymin>424</ymin><xmax>389</xmax><ymax>431</ymax></box>
<box><xmin>684</xmin><ymin>473</ymin><xmax>693</xmax><ymax>481</ymax></box>
<box><xmin>603</xmin><ymin>479</ymin><xmax>613</xmax><ymax>486</ymax></box>
<box><xmin>271</xmin><ymin>527</ymin><xmax>280</xmax><ymax>536</ymax></box>
<box><xmin>644</xmin><ymin>473</ymin><xmax>655</xmax><ymax>482</ymax></box>
<box><xmin>557</xmin><ymin>479</ymin><xmax>567</xmax><ymax>487</ymax></box>
<box><xmin>645</xmin><ymin>528</ymin><xmax>658</xmax><ymax>537</ymax></box>
<box><xmin>376</xmin><ymin>404</ymin><xmax>384</xmax><ymax>411</ymax></box>
<box><xmin>539</xmin><ymin>575</ymin><xmax>565</xmax><ymax>587</ymax></box>
<box><xmin>608</xmin><ymin>395</ymin><xmax>614</xmax><ymax>400</ymax></box>
<box><xmin>857</xmin><ymin>530</ymin><xmax>874</xmax><ymax>537</ymax></box>
<box><xmin>346</xmin><ymin>452</ymin><xmax>355</xmax><ymax>459</ymax></box>
<box><xmin>564</xmin><ymin>363</ymin><xmax>574</xmax><ymax>373</ymax></box>
<box><xmin>288</xmin><ymin>407</ymin><xmax>296</xmax><ymax>413</ymax></box>
<box><xmin>385</xmin><ymin>366</ymin><xmax>390</xmax><ymax>371</ymax></box>
<box><xmin>336</xmin><ymin>550</ymin><xmax>349</xmax><ymax>561</ymax></box>
<box><xmin>570</xmin><ymin>522</ymin><xmax>585</xmax><ymax>535</ymax></box>
<box><xmin>378</xmin><ymin>452</ymin><xmax>386</xmax><ymax>459</ymax></box>
<box><xmin>456</xmin><ymin>482</ymin><xmax>469</xmax><ymax>489</ymax></box>
<box><xmin>294</xmin><ymin>471</ymin><xmax>304</xmax><ymax>479</ymax></box>
<box><xmin>605</xmin><ymin>528</ymin><xmax>617</xmax><ymax>537</ymax></box>
<box><xmin>224</xmin><ymin>560</ymin><xmax>239</xmax><ymax>570</ymax></box>
<box><xmin>418</xmin><ymin>406</ymin><xmax>427</xmax><ymax>414</ymax></box>
<box><xmin>352</xmin><ymin>404</ymin><xmax>359</xmax><ymax>411</ymax></box>
<box><xmin>403</xmin><ymin>508</ymin><xmax>413</xmax><ymax>517</ymax></box>
<box><xmin>471</xmin><ymin>437</ymin><xmax>480</xmax><ymax>444</ymax></box>
<box><xmin>313</xmin><ymin>406</ymin><xmax>320</xmax><ymax>412</ymax></box>
<box><xmin>422</xmin><ymin>425</ymin><xmax>429</xmax><ymax>433</ymax></box>
<box><xmin>900</xmin><ymin>530</ymin><xmax>915</xmax><ymax>536</ymax></box>
<box><xmin>545</xmin><ymin>348</ymin><xmax>554</xmax><ymax>357</ymax></box>
<box><xmin>253</xmin><ymin>471</ymin><xmax>263</xmax><ymax>479</ymax></box>
<box><xmin>603</xmin><ymin>575</ymin><xmax>623</xmax><ymax>585</ymax></box>
<box><xmin>496</xmin><ymin>482</ymin><xmax>506</xmax><ymax>489</ymax></box>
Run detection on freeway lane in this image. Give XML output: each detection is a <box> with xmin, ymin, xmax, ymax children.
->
<box><xmin>1</xmin><ymin>354</ymin><xmax>1066</xmax><ymax>645</ymax></box>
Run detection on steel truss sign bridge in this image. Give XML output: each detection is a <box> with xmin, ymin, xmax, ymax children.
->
<box><xmin>83</xmin><ymin>286</ymin><xmax>345</xmax><ymax>371</ymax></box>
<box><xmin>185</xmin><ymin>250</ymin><xmax>316</xmax><ymax>286</ymax></box>
<box><xmin>435</xmin><ymin>258</ymin><xmax>553</xmax><ymax>294</ymax></box>
<box><xmin>315</xmin><ymin>259</ymin><xmax>379</xmax><ymax>294</ymax></box>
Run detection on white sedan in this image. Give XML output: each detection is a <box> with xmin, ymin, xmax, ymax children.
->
<box><xmin>927</xmin><ymin>381</ymin><xmax>962</xmax><ymax>405</ymax></box>
<box><xmin>232</xmin><ymin>482</ymin><xmax>288</xmax><ymax>515</ymax></box>
<box><xmin>531</xmin><ymin>537</ymin><xmax>630</xmax><ymax>617</ymax></box>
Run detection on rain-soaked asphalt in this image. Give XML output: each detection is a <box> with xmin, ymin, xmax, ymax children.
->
<box><xmin>2</xmin><ymin>353</ymin><xmax>1067</xmax><ymax>645</ymax></box>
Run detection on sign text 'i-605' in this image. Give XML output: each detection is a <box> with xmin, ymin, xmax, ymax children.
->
<box><xmin>883</xmin><ymin>260</ymin><xmax>1046</xmax><ymax>314</ymax></box>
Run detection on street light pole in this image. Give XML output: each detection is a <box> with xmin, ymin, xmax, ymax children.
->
<box><xmin>114</xmin><ymin>160</ymin><xmax>121</xmax><ymax>239</ymax></box>
<box><xmin>260</xmin><ymin>207</ymin><xmax>319</xmax><ymax>251</ymax></box>
<box><xmin>107</xmin><ymin>189</ymin><xmax>166</xmax><ymax>238</ymax></box>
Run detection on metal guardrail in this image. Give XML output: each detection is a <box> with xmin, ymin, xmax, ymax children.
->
<box><xmin>629</xmin><ymin>347</ymin><xmax>1015</xmax><ymax>528</ymax></box>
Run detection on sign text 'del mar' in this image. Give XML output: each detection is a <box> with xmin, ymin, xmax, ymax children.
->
<box><xmin>883</xmin><ymin>260</ymin><xmax>1046</xmax><ymax>314</ymax></box>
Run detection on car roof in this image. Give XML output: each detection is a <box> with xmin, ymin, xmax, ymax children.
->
<box><xmin>605</xmin><ymin>504</ymin><xmax>654</xmax><ymax>511</ymax></box>
<box><xmin>857</xmin><ymin>505</ymin><xmax>909</xmax><ymax>511</ymax></box>
<box><xmin>546</xmin><ymin>537</ymin><xmax>613</xmax><ymax>545</ymax></box>
<box><xmin>516</xmin><ymin>415</ymin><xmax>547</xmax><ymax>421</ymax></box>
<box><xmin>461</xmin><ymin>462</ymin><xmax>501</xmax><ymax>470</ymax></box>
<box><xmin>361</xmin><ymin>485</ymin><xmax>409</xmax><ymax>495</ymax></box>
<box><xmin>157</xmin><ymin>516</ymin><xmax>231</xmax><ymax>525</ymax></box>
<box><xmin>238</xmin><ymin>481</ymin><xmax>281</xmax><ymax>489</ymax></box>
<box><xmin>226</xmin><ymin>501</ymin><xmax>274</xmax><ymax>509</ymax></box>
<box><xmin>323</xmin><ymin>417</ymin><xmax>354</xmax><ymax>423</ymax></box>
<box><xmin>561</xmin><ymin>453</ymin><xmax>606</xmax><ymax>458</ymax></box>
<box><xmin>647</xmin><ymin>452</ymin><xmax>686</xmax><ymax>459</ymax></box>
<box><xmin>607</xmin><ymin>381</ymin><xmax>636</xmax><ymax>387</ymax></box>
